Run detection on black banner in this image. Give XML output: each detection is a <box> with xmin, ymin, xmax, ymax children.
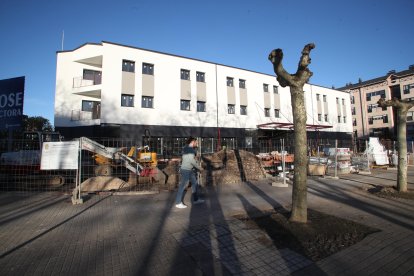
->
<box><xmin>0</xmin><ymin>76</ymin><xmax>25</xmax><ymax>130</ymax></box>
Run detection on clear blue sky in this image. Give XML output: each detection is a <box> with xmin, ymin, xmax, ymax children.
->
<box><xmin>1</xmin><ymin>0</ymin><xmax>413</xmax><ymax>125</ymax></box>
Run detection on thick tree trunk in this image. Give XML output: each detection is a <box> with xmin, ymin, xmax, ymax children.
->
<box><xmin>268</xmin><ymin>43</ymin><xmax>315</xmax><ymax>223</ymax></box>
<box><xmin>290</xmin><ymin>86</ymin><xmax>308</xmax><ymax>222</ymax></box>
<box><xmin>397</xmin><ymin>109</ymin><xmax>408</xmax><ymax>192</ymax></box>
<box><xmin>378</xmin><ymin>98</ymin><xmax>413</xmax><ymax>192</ymax></box>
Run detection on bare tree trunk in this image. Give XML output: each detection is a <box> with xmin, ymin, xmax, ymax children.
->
<box><xmin>396</xmin><ymin>108</ymin><xmax>408</xmax><ymax>192</ymax></box>
<box><xmin>378</xmin><ymin>98</ymin><xmax>414</xmax><ymax>192</ymax></box>
<box><xmin>290</xmin><ymin>86</ymin><xmax>308</xmax><ymax>221</ymax></box>
<box><xmin>269</xmin><ymin>43</ymin><xmax>315</xmax><ymax>223</ymax></box>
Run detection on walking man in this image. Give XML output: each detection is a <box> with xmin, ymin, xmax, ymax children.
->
<box><xmin>175</xmin><ymin>137</ymin><xmax>205</xmax><ymax>208</ymax></box>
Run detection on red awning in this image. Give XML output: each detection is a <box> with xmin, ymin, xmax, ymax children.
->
<box><xmin>257</xmin><ymin>122</ymin><xmax>333</xmax><ymax>130</ymax></box>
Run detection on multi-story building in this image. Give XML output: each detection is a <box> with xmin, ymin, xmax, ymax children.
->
<box><xmin>339</xmin><ymin>66</ymin><xmax>414</xmax><ymax>142</ymax></box>
<box><xmin>54</xmin><ymin>41</ymin><xmax>352</xmax><ymax>153</ymax></box>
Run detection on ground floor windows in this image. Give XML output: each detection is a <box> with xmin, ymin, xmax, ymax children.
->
<box><xmin>181</xmin><ymin>100</ymin><xmax>191</xmax><ymax>111</ymax></box>
<box><xmin>197</xmin><ymin>101</ymin><xmax>206</xmax><ymax>112</ymax></box>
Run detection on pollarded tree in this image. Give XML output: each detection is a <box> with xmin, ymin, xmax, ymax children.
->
<box><xmin>378</xmin><ymin>98</ymin><xmax>414</xmax><ymax>192</ymax></box>
<box><xmin>268</xmin><ymin>43</ymin><xmax>315</xmax><ymax>223</ymax></box>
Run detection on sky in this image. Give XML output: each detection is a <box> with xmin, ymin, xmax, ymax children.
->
<box><xmin>1</xmin><ymin>0</ymin><xmax>413</xmax><ymax>125</ymax></box>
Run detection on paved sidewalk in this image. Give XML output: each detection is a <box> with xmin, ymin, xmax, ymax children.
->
<box><xmin>0</xmin><ymin>168</ymin><xmax>413</xmax><ymax>275</ymax></box>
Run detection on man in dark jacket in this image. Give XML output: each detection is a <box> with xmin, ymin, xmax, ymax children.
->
<box><xmin>175</xmin><ymin>137</ymin><xmax>204</xmax><ymax>208</ymax></box>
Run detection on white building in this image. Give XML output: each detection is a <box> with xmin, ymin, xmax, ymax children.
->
<box><xmin>54</xmin><ymin>41</ymin><xmax>352</xmax><ymax>152</ymax></box>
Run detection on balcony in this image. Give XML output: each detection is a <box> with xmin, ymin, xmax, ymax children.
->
<box><xmin>72</xmin><ymin>76</ymin><xmax>101</xmax><ymax>99</ymax></box>
<box><xmin>71</xmin><ymin>110</ymin><xmax>100</xmax><ymax>121</ymax></box>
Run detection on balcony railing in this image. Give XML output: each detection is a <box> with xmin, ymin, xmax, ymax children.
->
<box><xmin>73</xmin><ymin>76</ymin><xmax>102</xmax><ymax>88</ymax></box>
<box><xmin>71</xmin><ymin>110</ymin><xmax>100</xmax><ymax>121</ymax></box>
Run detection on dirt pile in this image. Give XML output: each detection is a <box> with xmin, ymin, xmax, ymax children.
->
<box><xmin>202</xmin><ymin>149</ymin><xmax>266</xmax><ymax>185</ymax></box>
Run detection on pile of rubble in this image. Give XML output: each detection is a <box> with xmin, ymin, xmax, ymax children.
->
<box><xmin>160</xmin><ymin>149</ymin><xmax>266</xmax><ymax>189</ymax></box>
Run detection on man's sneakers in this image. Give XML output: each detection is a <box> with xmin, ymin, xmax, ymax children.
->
<box><xmin>175</xmin><ymin>202</ymin><xmax>187</xmax><ymax>209</ymax></box>
<box><xmin>193</xmin><ymin>199</ymin><xmax>205</xmax><ymax>204</ymax></box>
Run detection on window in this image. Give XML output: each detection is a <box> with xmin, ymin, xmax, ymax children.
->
<box><xmin>350</xmin><ymin>95</ymin><xmax>355</xmax><ymax>104</ymax></box>
<box><xmin>228</xmin><ymin>104</ymin><xmax>235</xmax><ymax>114</ymax></box>
<box><xmin>239</xmin><ymin>79</ymin><xmax>246</xmax><ymax>89</ymax></box>
<box><xmin>263</xmin><ymin>84</ymin><xmax>269</xmax><ymax>92</ymax></box>
<box><xmin>227</xmin><ymin>77</ymin><xmax>234</xmax><ymax>87</ymax></box>
<box><xmin>366</xmin><ymin>94</ymin><xmax>371</xmax><ymax>101</ymax></box>
<box><xmin>197</xmin><ymin>101</ymin><xmax>206</xmax><ymax>112</ymax></box>
<box><xmin>324</xmin><ymin>114</ymin><xmax>328</xmax><ymax>122</ymax></box>
<box><xmin>264</xmin><ymin>108</ymin><xmax>270</xmax><ymax>117</ymax></box>
<box><xmin>368</xmin><ymin>105</ymin><xmax>372</xmax><ymax>113</ymax></box>
<box><xmin>122</xmin><ymin>60</ymin><xmax>135</xmax><ymax>72</ymax></box>
<box><xmin>196</xmin><ymin>72</ymin><xmax>205</xmax><ymax>82</ymax></box>
<box><xmin>352</xmin><ymin>107</ymin><xmax>356</xmax><ymax>115</ymax></box>
<box><xmin>404</xmin><ymin>84</ymin><xmax>414</xmax><ymax>94</ymax></box>
<box><xmin>316</xmin><ymin>94</ymin><xmax>320</xmax><ymax>101</ymax></box>
<box><xmin>121</xmin><ymin>94</ymin><xmax>134</xmax><ymax>107</ymax></box>
<box><xmin>343</xmin><ymin>116</ymin><xmax>346</xmax><ymax>123</ymax></box>
<box><xmin>142</xmin><ymin>96</ymin><xmax>153</xmax><ymax>108</ymax></box>
<box><xmin>181</xmin><ymin>69</ymin><xmax>190</xmax><ymax>80</ymax></box>
<box><xmin>181</xmin><ymin>100</ymin><xmax>191</xmax><ymax>111</ymax></box>
<box><xmin>408</xmin><ymin>112</ymin><xmax>414</xmax><ymax>121</ymax></box>
<box><xmin>83</xmin><ymin>69</ymin><xmax>102</xmax><ymax>85</ymax></box>
<box><xmin>338</xmin><ymin>116</ymin><xmax>341</xmax><ymax>123</ymax></box>
<box><xmin>240</xmin><ymin>105</ymin><xmax>247</xmax><ymax>115</ymax></box>
<box><xmin>353</xmin><ymin>119</ymin><xmax>357</xmax><ymax>126</ymax></box>
<box><xmin>336</xmin><ymin>97</ymin><xmax>339</xmax><ymax>104</ymax></box>
<box><xmin>273</xmin><ymin>85</ymin><xmax>278</xmax><ymax>94</ymax></box>
<box><xmin>383</xmin><ymin>115</ymin><xmax>388</xmax><ymax>123</ymax></box>
<box><xmin>342</xmin><ymin>98</ymin><xmax>345</xmax><ymax>105</ymax></box>
<box><xmin>368</xmin><ymin>117</ymin><xmax>373</xmax><ymax>125</ymax></box>
<box><xmin>275</xmin><ymin>109</ymin><xmax>280</xmax><ymax>118</ymax></box>
<box><xmin>82</xmin><ymin>100</ymin><xmax>97</xmax><ymax>112</ymax></box>
<box><xmin>323</xmin><ymin>95</ymin><xmax>327</xmax><ymax>102</ymax></box>
<box><xmin>318</xmin><ymin>114</ymin><xmax>322</xmax><ymax>121</ymax></box>
<box><xmin>142</xmin><ymin>63</ymin><xmax>154</xmax><ymax>75</ymax></box>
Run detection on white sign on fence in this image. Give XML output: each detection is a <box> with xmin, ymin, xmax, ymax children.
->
<box><xmin>40</xmin><ymin>141</ymin><xmax>79</xmax><ymax>170</ymax></box>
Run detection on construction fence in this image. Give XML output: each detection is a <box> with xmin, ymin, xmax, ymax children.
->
<box><xmin>0</xmin><ymin>135</ymin><xmax>402</xmax><ymax>197</ymax></box>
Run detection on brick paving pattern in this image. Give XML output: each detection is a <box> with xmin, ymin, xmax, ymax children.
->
<box><xmin>0</xmin><ymin>168</ymin><xmax>413</xmax><ymax>275</ymax></box>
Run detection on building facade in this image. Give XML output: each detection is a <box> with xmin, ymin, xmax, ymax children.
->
<box><xmin>339</xmin><ymin>66</ymin><xmax>414</xmax><ymax>142</ymax></box>
<box><xmin>54</xmin><ymin>41</ymin><xmax>352</xmax><ymax>153</ymax></box>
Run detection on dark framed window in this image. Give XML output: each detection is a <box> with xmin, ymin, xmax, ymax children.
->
<box><xmin>275</xmin><ymin>109</ymin><xmax>280</xmax><ymax>118</ymax></box>
<box><xmin>82</xmin><ymin>100</ymin><xmax>98</xmax><ymax>112</ymax></box>
<box><xmin>368</xmin><ymin>117</ymin><xmax>373</xmax><ymax>125</ymax></box>
<box><xmin>197</xmin><ymin>101</ymin><xmax>206</xmax><ymax>112</ymax></box>
<box><xmin>324</xmin><ymin>114</ymin><xmax>328</xmax><ymax>122</ymax></box>
<box><xmin>240</xmin><ymin>105</ymin><xmax>247</xmax><ymax>115</ymax></box>
<box><xmin>352</xmin><ymin>107</ymin><xmax>356</xmax><ymax>115</ymax></box>
<box><xmin>383</xmin><ymin>115</ymin><xmax>388</xmax><ymax>123</ymax></box>
<box><xmin>263</xmin><ymin>84</ymin><xmax>269</xmax><ymax>92</ymax></box>
<box><xmin>353</xmin><ymin>119</ymin><xmax>357</xmax><ymax>126</ymax></box>
<box><xmin>318</xmin><ymin>114</ymin><xmax>322</xmax><ymax>121</ymax></box>
<box><xmin>181</xmin><ymin>69</ymin><xmax>190</xmax><ymax>80</ymax></box>
<box><xmin>227</xmin><ymin>77</ymin><xmax>234</xmax><ymax>87</ymax></box>
<box><xmin>239</xmin><ymin>79</ymin><xmax>246</xmax><ymax>89</ymax></box>
<box><xmin>121</xmin><ymin>94</ymin><xmax>134</xmax><ymax>107</ymax></box>
<box><xmin>83</xmin><ymin>69</ymin><xmax>102</xmax><ymax>85</ymax></box>
<box><xmin>142</xmin><ymin>63</ymin><xmax>154</xmax><ymax>75</ymax></box>
<box><xmin>142</xmin><ymin>96</ymin><xmax>153</xmax><ymax>108</ymax></box>
<box><xmin>196</xmin><ymin>72</ymin><xmax>205</xmax><ymax>82</ymax></box>
<box><xmin>228</xmin><ymin>104</ymin><xmax>235</xmax><ymax>114</ymax></box>
<box><xmin>351</xmin><ymin>95</ymin><xmax>355</xmax><ymax>104</ymax></box>
<box><xmin>264</xmin><ymin>108</ymin><xmax>270</xmax><ymax>117</ymax></box>
<box><xmin>273</xmin><ymin>85</ymin><xmax>278</xmax><ymax>94</ymax></box>
<box><xmin>181</xmin><ymin>100</ymin><xmax>190</xmax><ymax>111</ymax></box>
<box><xmin>338</xmin><ymin>116</ymin><xmax>341</xmax><ymax>123</ymax></box>
<box><xmin>122</xmin><ymin>60</ymin><xmax>135</xmax><ymax>72</ymax></box>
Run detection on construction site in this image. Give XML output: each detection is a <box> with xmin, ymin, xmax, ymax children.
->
<box><xmin>0</xmin><ymin>129</ymin><xmax>406</xmax><ymax>204</ymax></box>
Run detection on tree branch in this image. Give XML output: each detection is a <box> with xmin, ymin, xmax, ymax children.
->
<box><xmin>378</xmin><ymin>98</ymin><xmax>414</xmax><ymax>111</ymax></box>
<box><xmin>268</xmin><ymin>49</ymin><xmax>294</xmax><ymax>87</ymax></box>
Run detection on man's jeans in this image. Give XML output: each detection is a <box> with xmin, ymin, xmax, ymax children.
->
<box><xmin>175</xmin><ymin>169</ymin><xmax>199</xmax><ymax>204</ymax></box>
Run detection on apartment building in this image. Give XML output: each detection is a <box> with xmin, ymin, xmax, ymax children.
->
<box><xmin>54</xmin><ymin>41</ymin><xmax>352</xmax><ymax>152</ymax></box>
<box><xmin>339</xmin><ymin>66</ymin><xmax>414</xmax><ymax>141</ymax></box>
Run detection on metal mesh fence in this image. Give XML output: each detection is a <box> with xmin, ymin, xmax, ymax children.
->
<box><xmin>1</xmin><ymin>134</ymin><xmax>402</xmax><ymax>196</ymax></box>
